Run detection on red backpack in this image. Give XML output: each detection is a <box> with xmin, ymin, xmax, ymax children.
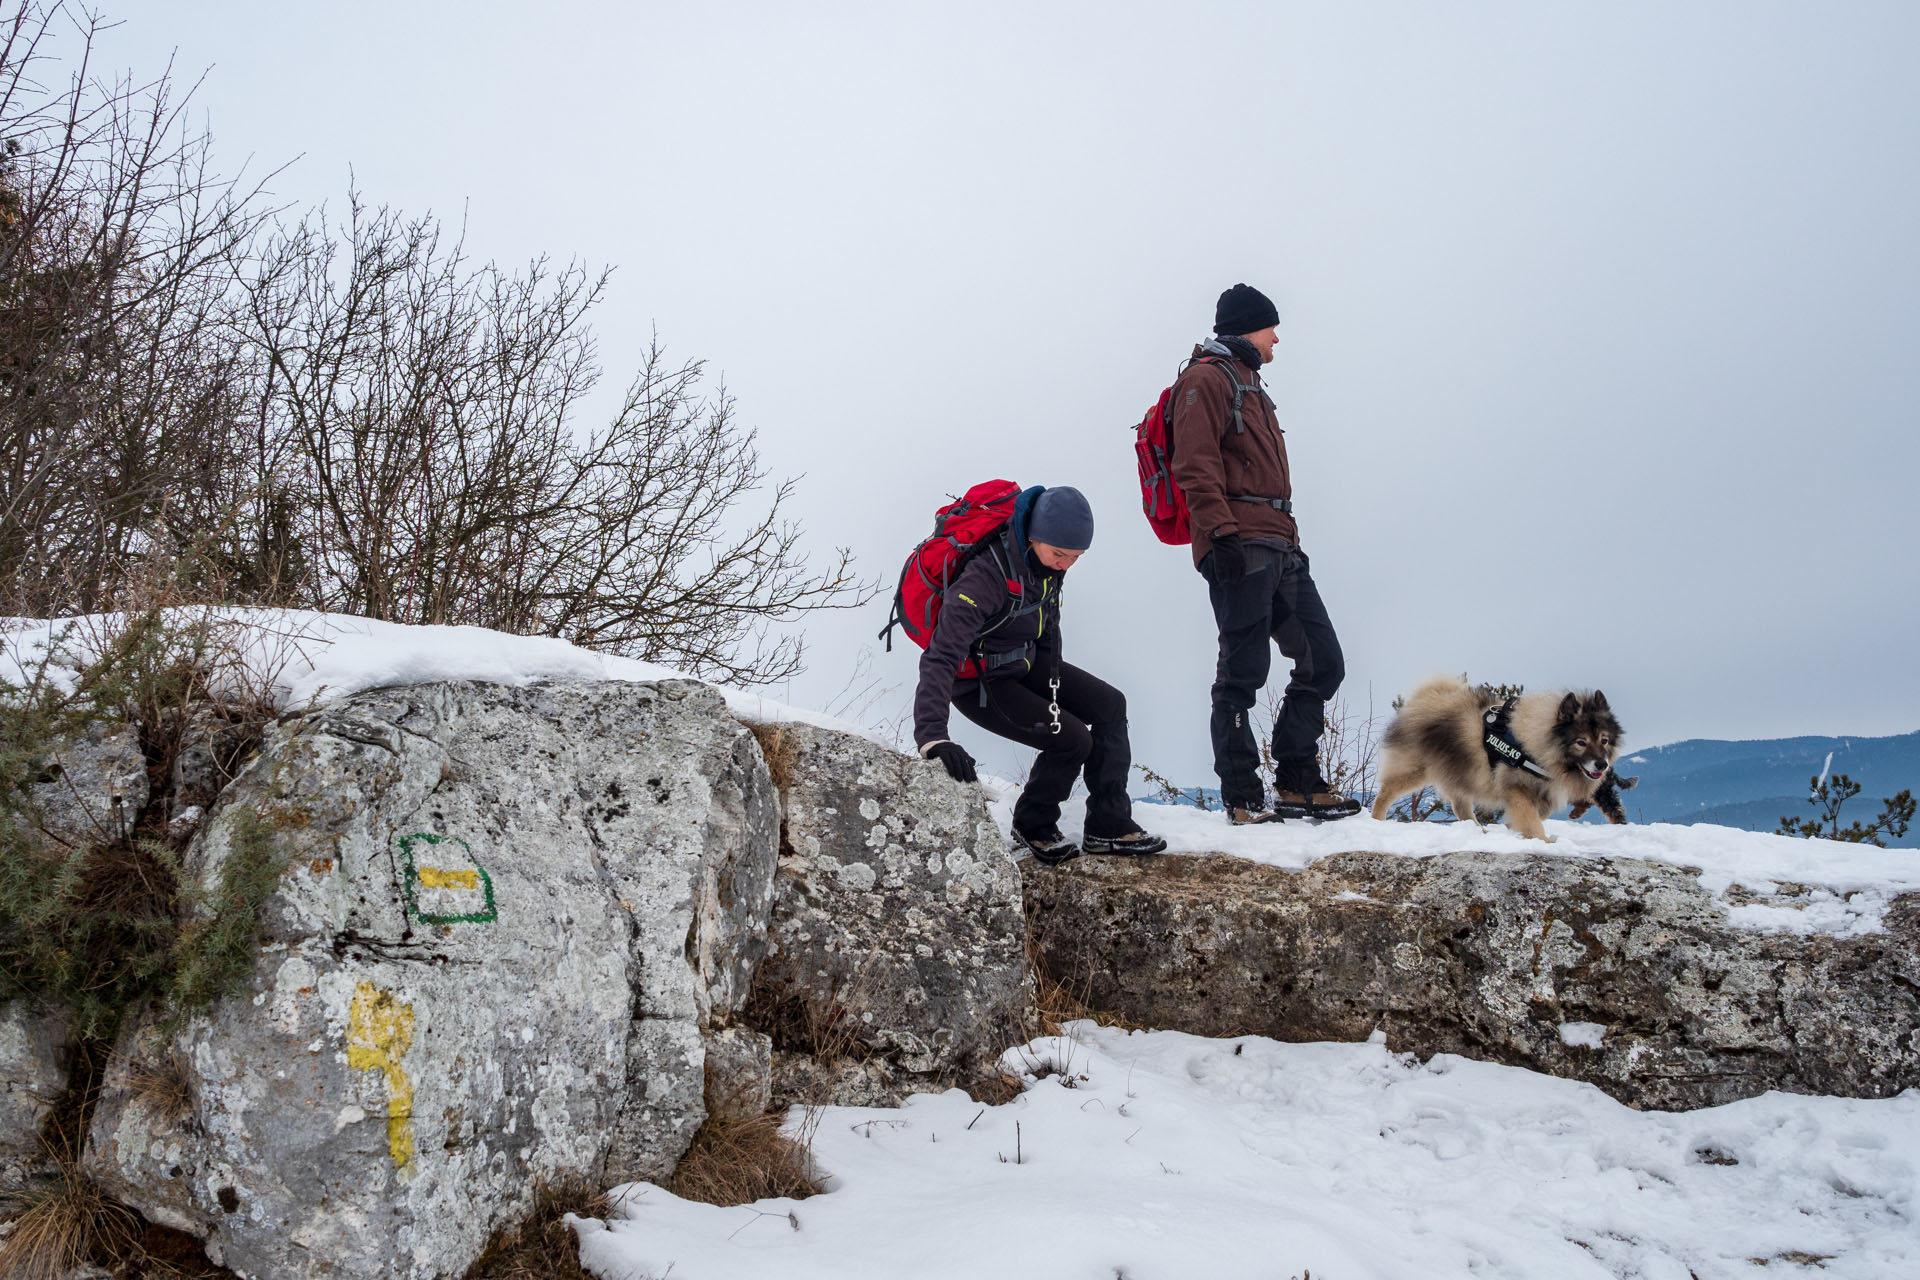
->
<box><xmin>1134</xmin><ymin>355</ymin><xmax>1265</xmax><ymax>545</ymax></box>
<box><xmin>880</xmin><ymin>479</ymin><xmax>1024</xmax><ymax>676</ymax></box>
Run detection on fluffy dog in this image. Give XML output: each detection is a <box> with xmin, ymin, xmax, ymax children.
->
<box><xmin>1371</xmin><ymin>677</ymin><xmax>1622</xmax><ymax>842</ymax></box>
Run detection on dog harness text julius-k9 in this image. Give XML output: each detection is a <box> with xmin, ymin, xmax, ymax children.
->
<box><xmin>1482</xmin><ymin>698</ymin><xmax>1550</xmax><ymax>779</ymax></box>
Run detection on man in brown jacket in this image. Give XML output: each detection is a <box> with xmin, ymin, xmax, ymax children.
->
<box><xmin>1169</xmin><ymin>283</ymin><xmax>1360</xmax><ymax>823</ymax></box>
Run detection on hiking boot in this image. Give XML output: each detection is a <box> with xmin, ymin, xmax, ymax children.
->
<box><xmin>1272</xmin><ymin>790</ymin><xmax>1362</xmax><ymax>820</ymax></box>
<box><xmin>1012</xmin><ymin>825</ymin><xmax>1082</xmax><ymax>866</ymax></box>
<box><xmin>1082</xmin><ymin>828</ymin><xmax>1168</xmax><ymax>856</ymax></box>
<box><xmin>1273</xmin><ymin>760</ymin><xmax>1362</xmax><ymax>821</ymax></box>
<box><xmin>1228</xmin><ymin>806</ymin><xmax>1282</xmax><ymax>826</ymax></box>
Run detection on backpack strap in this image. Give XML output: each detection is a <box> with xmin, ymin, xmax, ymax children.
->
<box><xmin>1189</xmin><ymin>354</ymin><xmax>1275</xmax><ymax>436</ymax></box>
<box><xmin>961</xmin><ymin>535</ymin><xmax>1041</xmax><ymax>698</ymax></box>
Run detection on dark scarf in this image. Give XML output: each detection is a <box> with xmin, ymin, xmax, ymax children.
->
<box><xmin>1211</xmin><ymin>333</ymin><xmax>1264</xmax><ymax>373</ymax></box>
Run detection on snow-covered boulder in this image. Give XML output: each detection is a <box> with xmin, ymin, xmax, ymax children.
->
<box><xmin>82</xmin><ymin>678</ymin><xmax>779</xmax><ymax>1280</ymax></box>
<box><xmin>749</xmin><ymin>723</ymin><xmax>1032</xmax><ymax>1100</ymax></box>
<box><xmin>1</xmin><ymin>999</ymin><xmax>67</xmax><ymax>1205</ymax></box>
<box><xmin>1023</xmin><ymin>850</ymin><xmax>1920</xmax><ymax>1110</ymax></box>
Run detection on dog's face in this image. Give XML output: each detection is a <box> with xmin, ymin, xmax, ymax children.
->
<box><xmin>1552</xmin><ymin>691</ymin><xmax>1622</xmax><ymax>783</ymax></box>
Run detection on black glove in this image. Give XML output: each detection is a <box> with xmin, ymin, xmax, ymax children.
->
<box><xmin>925</xmin><ymin>741</ymin><xmax>978</xmax><ymax>783</ymax></box>
<box><xmin>1210</xmin><ymin>533</ymin><xmax>1247</xmax><ymax>584</ymax></box>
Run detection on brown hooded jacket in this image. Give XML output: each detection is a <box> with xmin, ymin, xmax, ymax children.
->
<box><xmin>1167</xmin><ymin>342</ymin><xmax>1298</xmax><ymax>566</ymax></box>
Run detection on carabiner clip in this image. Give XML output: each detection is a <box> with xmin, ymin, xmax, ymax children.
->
<box><xmin>1048</xmin><ymin>676</ymin><xmax>1062</xmax><ymax>736</ymax></box>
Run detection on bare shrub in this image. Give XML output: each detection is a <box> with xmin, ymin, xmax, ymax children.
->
<box><xmin>0</xmin><ymin>2</ymin><xmax>277</xmax><ymax>617</ymax></box>
<box><xmin>2</xmin><ymin>3</ymin><xmax>874</xmax><ymax>688</ymax></box>
<box><xmin>1254</xmin><ymin>684</ymin><xmax>1383</xmax><ymax>801</ymax></box>
<box><xmin>1132</xmin><ymin>760</ymin><xmax>1213</xmax><ymax>811</ymax></box>
<box><xmin>235</xmin><ymin>197</ymin><xmax>874</xmax><ymax>686</ymax></box>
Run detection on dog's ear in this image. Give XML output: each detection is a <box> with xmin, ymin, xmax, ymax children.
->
<box><xmin>1557</xmin><ymin>692</ymin><xmax>1579</xmax><ymax>723</ymax></box>
<box><xmin>1588</xmin><ymin>689</ymin><xmax>1610</xmax><ymax>713</ymax></box>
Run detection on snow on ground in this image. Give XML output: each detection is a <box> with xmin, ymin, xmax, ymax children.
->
<box><xmin>0</xmin><ymin>609</ymin><xmax>871</xmax><ymax>737</ymax></box>
<box><xmin>10</xmin><ymin>613</ymin><xmax>1917</xmax><ymax>1274</ymax></box>
<box><xmin>574</xmin><ymin>1024</ymin><xmax>1920</xmax><ymax>1280</ymax></box>
<box><xmin>982</xmin><ymin>780</ymin><xmax>1920</xmax><ymax>938</ymax></box>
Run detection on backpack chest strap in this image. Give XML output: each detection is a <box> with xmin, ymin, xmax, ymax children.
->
<box><xmin>1202</xmin><ymin>357</ymin><xmax>1277</xmax><ymax>435</ymax></box>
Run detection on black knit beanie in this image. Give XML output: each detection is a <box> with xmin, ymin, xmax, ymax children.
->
<box><xmin>1213</xmin><ymin>283</ymin><xmax>1279</xmax><ymax>336</ymax></box>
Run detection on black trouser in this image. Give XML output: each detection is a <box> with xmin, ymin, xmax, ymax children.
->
<box><xmin>953</xmin><ymin>662</ymin><xmax>1136</xmax><ymax>837</ymax></box>
<box><xmin>1200</xmin><ymin>546</ymin><xmax>1345</xmax><ymax>809</ymax></box>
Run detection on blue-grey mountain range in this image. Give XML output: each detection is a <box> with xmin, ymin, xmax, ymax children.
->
<box><xmin>1606</xmin><ymin>730</ymin><xmax>1919</xmax><ymax>847</ymax></box>
<box><xmin>1137</xmin><ymin>730</ymin><xmax>1919</xmax><ymax>848</ymax></box>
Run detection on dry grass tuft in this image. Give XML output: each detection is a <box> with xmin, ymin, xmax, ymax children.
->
<box><xmin>2</xmin><ymin>1047</ymin><xmax>237</xmax><ymax>1280</ymax></box>
<box><xmin>963</xmin><ymin>1071</ymin><xmax>1025</xmax><ymax>1106</ymax></box>
<box><xmin>746</xmin><ymin>721</ymin><xmax>798</xmax><ymax>794</ymax></box>
<box><xmin>1025</xmin><ymin>916</ymin><xmax>1146</xmax><ymax>1036</ymax></box>
<box><xmin>742</xmin><ymin>958</ymin><xmax>879</xmax><ymax>1067</ymax></box>
<box><xmin>663</xmin><ymin>1111</ymin><xmax>823</xmax><ymax>1208</ymax></box>
<box><xmin>461</xmin><ymin>1180</ymin><xmax>606</xmax><ymax>1280</ymax></box>
<box><xmin>122</xmin><ymin>1051</ymin><xmax>194</xmax><ymax>1129</ymax></box>
<box><xmin>0</xmin><ymin>1160</ymin><xmax>141</xmax><ymax>1280</ymax></box>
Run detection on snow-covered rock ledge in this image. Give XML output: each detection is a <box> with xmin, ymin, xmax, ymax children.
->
<box><xmin>1022</xmin><ymin>847</ymin><xmax>1920</xmax><ymax>1111</ymax></box>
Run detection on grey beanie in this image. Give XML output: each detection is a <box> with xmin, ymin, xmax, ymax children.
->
<box><xmin>1029</xmin><ymin>486</ymin><xmax>1094</xmax><ymax>551</ymax></box>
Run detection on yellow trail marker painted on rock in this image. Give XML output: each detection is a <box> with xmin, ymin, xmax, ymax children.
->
<box><xmin>415</xmin><ymin>865</ymin><xmax>480</xmax><ymax>890</ymax></box>
<box><xmin>347</xmin><ymin>981</ymin><xmax>416</xmax><ymax>1173</ymax></box>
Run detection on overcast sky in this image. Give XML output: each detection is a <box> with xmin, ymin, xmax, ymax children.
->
<box><xmin>113</xmin><ymin>1</ymin><xmax>1920</xmax><ymax>785</ymax></box>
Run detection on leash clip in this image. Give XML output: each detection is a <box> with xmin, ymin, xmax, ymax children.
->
<box><xmin>1048</xmin><ymin>677</ymin><xmax>1062</xmax><ymax>736</ymax></box>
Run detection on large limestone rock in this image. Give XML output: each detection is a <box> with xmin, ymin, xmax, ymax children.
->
<box><xmin>82</xmin><ymin>679</ymin><xmax>777</xmax><ymax>1280</ymax></box>
<box><xmin>1024</xmin><ymin>851</ymin><xmax>1920</xmax><ymax>1111</ymax></box>
<box><xmin>749</xmin><ymin>723</ymin><xmax>1031</xmax><ymax>1100</ymax></box>
<box><xmin>1</xmin><ymin>999</ymin><xmax>67</xmax><ymax>1205</ymax></box>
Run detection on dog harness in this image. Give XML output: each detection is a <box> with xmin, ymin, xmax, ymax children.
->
<box><xmin>1482</xmin><ymin>697</ymin><xmax>1551</xmax><ymax>779</ymax></box>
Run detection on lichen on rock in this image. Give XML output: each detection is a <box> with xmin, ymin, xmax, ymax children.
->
<box><xmin>82</xmin><ymin>678</ymin><xmax>778</xmax><ymax>1280</ymax></box>
<box><xmin>1023</xmin><ymin>850</ymin><xmax>1920</xmax><ymax>1111</ymax></box>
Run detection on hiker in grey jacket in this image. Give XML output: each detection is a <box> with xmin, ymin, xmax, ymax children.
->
<box><xmin>913</xmin><ymin>486</ymin><xmax>1165</xmax><ymax>865</ymax></box>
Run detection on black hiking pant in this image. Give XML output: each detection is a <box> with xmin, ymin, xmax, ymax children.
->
<box><xmin>1200</xmin><ymin>545</ymin><xmax>1345</xmax><ymax>809</ymax></box>
<box><xmin>953</xmin><ymin>662</ymin><xmax>1137</xmax><ymax>837</ymax></box>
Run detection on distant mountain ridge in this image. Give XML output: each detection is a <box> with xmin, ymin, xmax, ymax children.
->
<box><xmin>1605</xmin><ymin>729</ymin><xmax>1920</xmax><ymax>846</ymax></box>
<box><xmin>1135</xmin><ymin>730</ymin><xmax>1920</xmax><ymax>847</ymax></box>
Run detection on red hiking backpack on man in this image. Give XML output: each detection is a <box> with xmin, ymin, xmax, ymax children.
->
<box><xmin>879</xmin><ymin>478</ymin><xmax>1025</xmax><ymax>678</ymax></box>
<box><xmin>1134</xmin><ymin>354</ymin><xmax>1267</xmax><ymax>545</ymax></box>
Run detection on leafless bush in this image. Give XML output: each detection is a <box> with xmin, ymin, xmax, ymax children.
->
<box><xmin>0</xmin><ymin>2</ymin><xmax>277</xmax><ymax>617</ymax></box>
<box><xmin>2</xmin><ymin>3</ymin><xmax>873</xmax><ymax>687</ymax></box>
<box><xmin>1254</xmin><ymin>684</ymin><xmax>1383</xmax><ymax>801</ymax></box>
<box><xmin>231</xmin><ymin>191</ymin><xmax>875</xmax><ymax>686</ymax></box>
<box><xmin>1131</xmin><ymin>761</ymin><xmax>1213</xmax><ymax>810</ymax></box>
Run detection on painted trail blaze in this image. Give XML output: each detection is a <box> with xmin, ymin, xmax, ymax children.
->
<box><xmin>347</xmin><ymin>981</ymin><xmax>415</xmax><ymax>1172</ymax></box>
<box><xmin>397</xmin><ymin>832</ymin><xmax>497</xmax><ymax>924</ymax></box>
